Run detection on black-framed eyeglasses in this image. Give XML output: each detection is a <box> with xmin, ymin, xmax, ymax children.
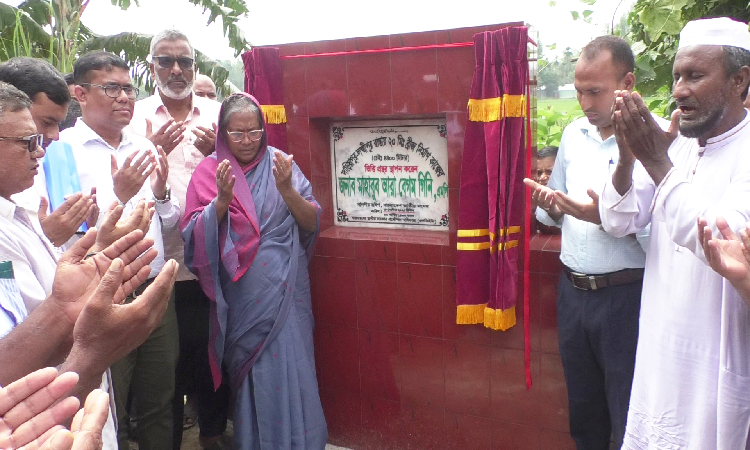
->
<box><xmin>0</xmin><ymin>134</ymin><xmax>43</xmax><ymax>153</ymax></box>
<box><xmin>81</xmin><ymin>83</ymin><xmax>139</xmax><ymax>100</ymax></box>
<box><xmin>227</xmin><ymin>130</ymin><xmax>263</xmax><ymax>142</ymax></box>
<box><xmin>152</xmin><ymin>56</ymin><xmax>195</xmax><ymax>71</ymax></box>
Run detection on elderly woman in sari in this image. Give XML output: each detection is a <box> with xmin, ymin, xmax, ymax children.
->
<box><xmin>181</xmin><ymin>93</ymin><xmax>327</xmax><ymax>449</ymax></box>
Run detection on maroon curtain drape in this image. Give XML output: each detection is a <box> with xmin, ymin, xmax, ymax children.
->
<box><xmin>242</xmin><ymin>47</ymin><xmax>287</xmax><ymax>150</ymax></box>
<box><xmin>456</xmin><ymin>26</ymin><xmax>528</xmax><ymax>331</ymax></box>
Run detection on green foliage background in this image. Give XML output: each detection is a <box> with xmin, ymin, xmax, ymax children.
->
<box><xmin>625</xmin><ymin>0</ymin><xmax>750</xmax><ymax>115</ymax></box>
<box><xmin>0</xmin><ymin>0</ymin><xmax>251</xmax><ymax>97</ymax></box>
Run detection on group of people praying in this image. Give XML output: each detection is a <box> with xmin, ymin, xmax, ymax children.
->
<box><xmin>1</xmin><ymin>13</ymin><xmax>750</xmax><ymax>450</ymax></box>
<box><xmin>525</xmin><ymin>16</ymin><xmax>750</xmax><ymax>450</ymax></box>
<box><xmin>0</xmin><ymin>29</ymin><xmax>326</xmax><ymax>450</ymax></box>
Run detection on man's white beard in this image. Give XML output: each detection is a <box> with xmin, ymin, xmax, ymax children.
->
<box><xmin>157</xmin><ymin>76</ymin><xmax>193</xmax><ymax>100</ymax></box>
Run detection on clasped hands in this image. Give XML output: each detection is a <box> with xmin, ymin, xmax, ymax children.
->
<box><xmin>611</xmin><ymin>90</ymin><xmax>680</xmax><ymax>187</ymax></box>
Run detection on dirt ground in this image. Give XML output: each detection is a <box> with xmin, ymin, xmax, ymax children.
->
<box><xmin>128</xmin><ymin>423</ymin><xmax>347</xmax><ymax>450</ymax></box>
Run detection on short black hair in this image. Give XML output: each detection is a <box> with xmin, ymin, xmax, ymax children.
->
<box><xmin>0</xmin><ymin>81</ymin><xmax>32</xmax><ymax>119</ymax></box>
<box><xmin>0</xmin><ymin>57</ymin><xmax>70</xmax><ymax>106</ymax></box>
<box><xmin>73</xmin><ymin>51</ymin><xmax>130</xmax><ymax>85</ymax></box>
<box><xmin>537</xmin><ymin>146</ymin><xmax>558</xmax><ymax>160</ymax></box>
<box><xmin>59</xmin><ymin>100</ymin><xmax>81</xmax><ymax>131</ymax></box>
<box><xmin>580</xmin><ymin>35</ymin><xmax>635</xmax><ymax>80</ymax></box>
<box><xmin>723</xmin><ymin>45</ymin><xmax>750</xmax><ymax>101</ymax></box>
<box><xmin>63</xmin><ymin>72</ymin><xmax>75</xmax><ymax>85</ymax></box>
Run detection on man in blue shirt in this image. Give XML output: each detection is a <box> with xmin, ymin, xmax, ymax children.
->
<box><xmin>524</xmin><ymin>36</ymin><xmax>651</xmax><ymax>449</ymax></box>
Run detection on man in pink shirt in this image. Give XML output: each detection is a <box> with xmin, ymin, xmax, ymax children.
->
<box><xmin>128</xmin><ymin>29</ymin><xmax>228</xmax><ymax>450</ymax></box>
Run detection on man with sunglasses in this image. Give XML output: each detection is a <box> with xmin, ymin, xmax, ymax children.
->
<box><xmin>128</xmin><ymin>30</ymin><xmax>228</xmax><ymax>450</ymax></box>
<box><xmin>0</xmin><ymin>58</ymin><xmax>99</xmax><ymax>249</ymax></box>
<box><xmin>54</xmin><ymin>51</ymin><xmax>182</xmax><ymax>450</ymax></box>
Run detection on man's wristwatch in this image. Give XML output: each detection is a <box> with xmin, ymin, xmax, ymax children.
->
<box><xmin>155</xmin><ymin>185</ymin><xmax>171</xmax><ymax>204</ymax></box>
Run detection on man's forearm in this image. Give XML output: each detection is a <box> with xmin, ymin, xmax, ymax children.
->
<box><xmin>59</xmin><ymin>344</ymin><xmax>110</xmax><ymax>404</ymax></box>
<box><xmin>0</xmin><ymin>300</ymin><xmax>73</xmax><ymax>386</ymax></box>
<box><xmin>643</xmin><ymin>159</ymin><xmax>674</xmax><ymax>187</ymax></box>
<box><xmin>612</xmin><ymin>162</ymin><xmax>634</xmax><ymax>196</ymax></box>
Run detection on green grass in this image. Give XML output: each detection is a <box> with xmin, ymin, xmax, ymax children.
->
<box><xmin>537</xmin><ymin>97</ymin><xmax>581</xmax><ymax>114</ymax></box>
<box><xmin>537</xmin><ymin>96</ymin><xmax>661</xmax><ymax>114</ymax></box>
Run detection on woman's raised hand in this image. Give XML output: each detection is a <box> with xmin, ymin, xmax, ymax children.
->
<box><xmin>272</xmin><ymin>151</ymin><xmax>294</xmax><ymax>195</ymax></box>
<box><xmin>215</xmin><ymin>160</ymin><xmax>235</xmax><ymax>221</ymax></box>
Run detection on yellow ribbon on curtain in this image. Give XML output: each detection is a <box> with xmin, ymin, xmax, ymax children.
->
<box><xmin>456</xmin><ymin>223</ymin><xmax>520</xmax><ymax>328</ymax></box>
<box><xmin>502</xmin><ymin>94</ymin><xmax>527</xmax><ymax>118</ymax></box>
<box><xmin>455</xmin><ymin>304</ymin><xmax>516</xmax><ymax>330</ymax></box>
<box><xmin>457</xmin><ymin>228</ymin><xmax>490</xmax><ymax>237</ymax></box>
<box><xmin>261</xmin><ymin>104</ymin><xmax>287</xmax><ymax>124</ymax></box>
<box><xmin>467</xmin><ymin>95</ymin><xmax>527</xmax><ymax>122</ymax></box>
<box><xmin>457</xmin><ymin>227</ymin><xmax>520</xmax><ymax>252</ymax></box>
<box><xmin>484</xmin><ymin>305</ymin><xmax>516</xmax><ymax>330</ymax></box>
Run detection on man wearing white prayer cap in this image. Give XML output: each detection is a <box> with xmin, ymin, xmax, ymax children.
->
<box><xmin>599</xmin><ymin>16</ymin><xmax>750</xmax><ymax>449</ymax></box>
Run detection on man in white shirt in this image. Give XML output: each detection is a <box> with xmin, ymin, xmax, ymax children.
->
<box><xmin>603</xmin><ymin>17</ymin><xmax>750</xmax><ymax>449</ymax></box>
<box><xmin>0</xmin><ymin>81</ymin><xmax>179</xmax><ymax>450</ymax></box>
<box><xmin>0</xmin><ymin>58</ymin><xmax>98</xmax><ymax>248</ymax></box>
<box><xmin>524</xmin><ymin>36</ymin><xmax>650</xmax><ymax>450</ymax></box>
<box><xmin>62</xmin><ymin>50</ymin><xmax>181</xmax><ymax>450</ymax></box>
<box><xmin>128</xmin><ymin>29</ymin><xmax>228</xmax><ymax>450</ymax></box>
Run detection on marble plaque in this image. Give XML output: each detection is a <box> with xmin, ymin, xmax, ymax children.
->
<box><xmin>331</xmin><ymin>119</ymin><xmax>449</xmax><ymax>230</ymax></box>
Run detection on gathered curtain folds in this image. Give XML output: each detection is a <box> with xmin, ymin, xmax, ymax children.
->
<box><xmin>456</xmin><ymin>26</ymin><xmax>528</xmax><ymax>331</ymax></box>
<box><xmin>242</xmin><ymin>47</ymin><xmax>288</xmax><ymax>150</ymax></box>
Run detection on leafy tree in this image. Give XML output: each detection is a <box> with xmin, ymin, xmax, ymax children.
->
<box><xmin>218</xmin><ymin>57</ymin><xmax>245</xmax><ymax>91</ymax></box>
<box><xmin>536</xmin><ymin>105</ymin><xmax>583</xmax><ymax>147</ymax></box>
<box><xmin>0</xmin><ymin>0</ymin><xmax>251</xmax><ymax>96</ymax></box>
<box><xmin>627</xmin><ymin>0</ymin><xmax>750</xmax><ymax>114</ymax></box>
<box><xmin>537</xmin><ymin>46</ymin><xmax>576</xmax><ymax>98</ymax></box>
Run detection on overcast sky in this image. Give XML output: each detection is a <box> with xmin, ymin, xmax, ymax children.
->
<box><xmin>4</xmin><ymin>0</ymin><xmax>634</xmax><ymax>61</ymax></box>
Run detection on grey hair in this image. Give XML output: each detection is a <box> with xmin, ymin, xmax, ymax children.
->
<box><xmin>0</xmin><ymin>81</ymin><xmax>32</xmax><ymax>119</ymax></box>
<box><xmin>150</xmin><ymin>29</ymin><xmax>194</xmax><ymax>57</ymax></box>
<box><xmin>219</xmin><ymin>94</ymin><xmax>262</xmax><ymax>132</ymax></box>
<box><xmin>723</xmin><ymin>46</ymin><xmax>750</xmax><ymax>100</ymax></box>
<box><xmin>537</xmin><ymin>146</ymin><xmax>558</xmax><ymax>160</ymax></box>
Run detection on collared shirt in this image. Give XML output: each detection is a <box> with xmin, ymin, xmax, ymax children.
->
<box><xmin>129</xmin><ymin>93</ymin><xmax>220</xmax><ymax>281</ymax></box>
<box><xmin>600</xmin><ymin>112</ymin><xmax>750</xmax><ymax>449</ymax></box>
<box><xmin>536</xmin><ymin>116</ymin><xmax>652</xmax><ymax>274</ymax></box>
<box><xmin>0</xmin><ymin>196</ymin><xmax>58</xmax><ymax>312</ymax></box>
<box><xmin>60</xmin><ymin>119</ymin><xmax>181</xmax><ymax>278</ymax></box>
<box><xmin>0</xmin><ymin>262</ymin><xmax>27</xmax><ymax>338</ymax></box>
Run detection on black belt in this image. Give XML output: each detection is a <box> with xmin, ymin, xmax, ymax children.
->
<box><xmin>562</xmin><ymin>266</ymin><xmax>644</xmax><ymax>291</ymax></box>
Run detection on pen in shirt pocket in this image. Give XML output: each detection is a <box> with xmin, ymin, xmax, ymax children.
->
<box><xmin>608</xmin><ymin>157</ymin><xmax>614</xmax><ymax>175</ymax></box>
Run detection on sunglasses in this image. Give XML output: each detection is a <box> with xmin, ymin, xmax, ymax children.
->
<box><xmin>0</xmin><ymin>134</ymin><xmax>43</xmax><ymax>152</ymax></box>
<box><xmin>153</xmin><ymin>56</ymin><xmax>195</xmax><ymax>70</ymax></box>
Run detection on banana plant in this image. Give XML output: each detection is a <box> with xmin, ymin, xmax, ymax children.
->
<box><xmin>0</xmin><ymin>0</ymin><xmax>249</xmax><ymax>96</ymax></box>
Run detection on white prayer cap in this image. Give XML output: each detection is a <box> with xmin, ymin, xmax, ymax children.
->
<box><xmin>678</xmin><ymin>17</ymin><xmax>750</xmax><ymax>52</ymax></box>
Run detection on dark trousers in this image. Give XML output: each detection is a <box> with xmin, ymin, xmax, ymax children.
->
<box><xmin>172</xmin><ymin>280</ymin><xmax>230</xmax><ymax>450</ymax></box>
<box><xmin>557</xmin><ymin>272</ymin><xmax>641</xmax><ymax>450</ymax></box>
<box><xmin>111</xmin><ymin>278</ymin><xmax>179</xmax><ymax>450</ymax></box>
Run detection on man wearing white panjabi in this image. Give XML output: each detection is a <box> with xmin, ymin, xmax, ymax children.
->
<box><xmin>600</xmin><ymin>17</ymin><xmax>750</xmax><ymax>449</ymax></box>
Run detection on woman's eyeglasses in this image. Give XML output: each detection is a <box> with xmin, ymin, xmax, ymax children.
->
<box><xmin>152</xmin><ymin>56</ymin><xmax>195</xmax><ymax>71</ymax></box>
<box><xmin>0</xmin><ymin>134</ymin><xmax>43</xmax><ymax>153</ymax></box>
<box><xmin>227</xmin><ymin>130</ymin><xmax>263</xmax><ymax>142</ymax></box>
